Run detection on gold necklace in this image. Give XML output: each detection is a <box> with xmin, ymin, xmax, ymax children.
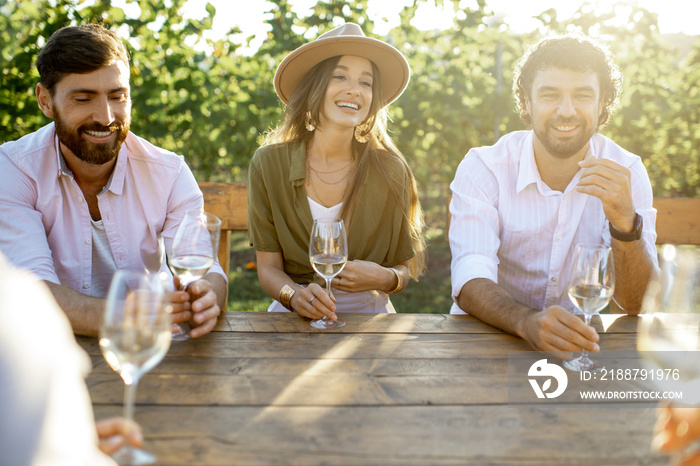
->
<box><xmin>306</xmin><ymin>155</ymin><xmax>354</xmax><ymax>185</ymax></box>
<box><xmin>306</xmin><ymin>162</ymin><xmax>352</xmax><ymax>208</ymax></box>
<box><xmin>307</xmin><ymin>157</ymin><xmax>354</xmax><ymax>174</ymax></box>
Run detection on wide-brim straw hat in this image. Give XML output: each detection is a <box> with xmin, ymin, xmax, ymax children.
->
<box><xmin>274</xmin><ymin>23</ymin><xmax>411</xmax><ymax>107</ymax></box>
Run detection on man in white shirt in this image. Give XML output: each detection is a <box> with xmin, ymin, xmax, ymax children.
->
<box><xmin>449</xmin><ymin>34</ymin><xmax>658</xmax><ymax>357</ymax></box>
<box><xmin>0</xmin><ymin>24</ymin><xmax>227</xmax><ymax>338</ymax></box>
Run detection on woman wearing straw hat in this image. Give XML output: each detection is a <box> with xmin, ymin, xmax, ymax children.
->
<box><xmin>247</xmin><ymin>23</ymin><xmax>425</xmax><ymax>321</ymax></box>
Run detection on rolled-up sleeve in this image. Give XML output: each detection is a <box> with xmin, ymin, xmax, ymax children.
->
<box><xmin>0</xmin><ymin>152</ymin><xmax>60</xmax><ymax>283</ymax></box>
<box><xmin>448</xmin><ymin>153</ymin><xmax>501</xmax><ymax>302</ymax></box>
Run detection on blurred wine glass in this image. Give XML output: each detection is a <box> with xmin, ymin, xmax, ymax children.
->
<box><xmin>99</xmin><ymin>270</ymin><xmax>171</xmax><ymax>465</ymax></box>
<box><xmin>638</xmin><ymin>245</ymin><xmax>700</xmax><ymax>405</ymax></box>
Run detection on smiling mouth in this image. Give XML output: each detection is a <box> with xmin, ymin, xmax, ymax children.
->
<box><xmin>553</xmin><ymin>125</ymin><xmax>577</xmax><ymax>132</ymax></box>
<box><xmin>337</xmin><ymin>101</ymin><xmax>360</xmax><ymax>110</ymax></box>
<box><xmin>84</xmin><ymin>130</ymin><xmax>113</xmax><ymax>138</ymax></box>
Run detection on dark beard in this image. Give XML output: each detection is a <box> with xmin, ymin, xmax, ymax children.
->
<box><xmin>534</xmin><ymin>118</ymin><xmax>595</xmax><ymax>159</ymax></box>
<box><xmin>53</xmin><ymin>108</ymin><xmax>130</xmax><ymax>165</ymax></box>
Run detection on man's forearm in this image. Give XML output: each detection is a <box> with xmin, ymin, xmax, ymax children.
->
<box><xmin>456</xmin><ymin>278</ymin><xmax>538</xmax><ymax>339</ymax></box>
<box><xmin>611</xmin><ymin>239</ymin><xmax>656</xmax><ymax>314</ymax></box>
<box><xmin>44</xmin><ymin>281</ymin><xmax>105</xmax><ymax>336</ymax></box>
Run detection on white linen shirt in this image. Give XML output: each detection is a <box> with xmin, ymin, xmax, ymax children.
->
<box><xmin>449</xmin><ymin>130</ymin><xmax>657</xmax><ymax>314</ymax></box>
<box><xmin>0</xmin><ymin>123</ymin><xmax>226</xmax><ymax>293</ymax></box>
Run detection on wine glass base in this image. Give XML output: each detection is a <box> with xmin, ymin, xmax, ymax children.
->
<box><xmin>171</xmin><ymin>322</ymin><xmax>191</xmax><ymax>341</ymax></box>
<box><xmin>310</xmin><ymin>318</ymin><xmax>345</xmax><ymax>330</ymax></box>
<box><xmin>563</xmin><ymin>355</ymin><xmax>605</xmax><ymax>372</ymax></box>
<box><xmin>112</xmin><ymin>446</ymin><xmax>156</xmax><ymax>465</ymax></box>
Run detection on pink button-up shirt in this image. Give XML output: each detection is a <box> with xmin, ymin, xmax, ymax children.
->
<box><xmin>449</xmin><ymin>131</ymin><xmax>658</xmax><ymax>314</ymax></box>
<box><xmin>0</xmin><ymin>123</ymin><xmax>226</xmax><ymax>294</ymax></box>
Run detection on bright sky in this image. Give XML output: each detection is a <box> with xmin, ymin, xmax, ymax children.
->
<box><xmin>175</xmin><ymin>0</ymin><xmax>699</xmax><ymax>52</ymax></box>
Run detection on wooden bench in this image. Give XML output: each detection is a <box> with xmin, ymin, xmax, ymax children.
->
<box><xmin>202</xmin><ymin>186</ymin><xmax>699</xmax><ymax>274</ymax></box>
<box><xmin>445</xmin><ymin>197</ymin><xmax>700</xmax><ymax>245</ymax></box>
<box><xmin>653</xmin><ymin>197</ymin><xmax>700</xmax><ymax>245</ymax></box>
<box><xmin>199</xmin><ymin>182</ymin><xmax>249</xmax><ymax>280</ymax></box>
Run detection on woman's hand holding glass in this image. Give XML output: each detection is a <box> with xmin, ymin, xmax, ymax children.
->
<box><xmin>331</xmin><ymin>259</ymin><xmax>399</xmax><ymax>293</ymax></box>
<box><xmin>308</xmin><ymin>218</ymin><xmax>347</xmax><ymax>329</ymax></box>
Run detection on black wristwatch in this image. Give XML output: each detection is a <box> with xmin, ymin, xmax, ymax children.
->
<box><xmin>609</xmin><ymin>213</ymin><xmax>643</xmax><ymax>241</ymax></box>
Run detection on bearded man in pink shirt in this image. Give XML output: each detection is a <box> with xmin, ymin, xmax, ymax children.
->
<box><xmin>0</xmin><ymin>24</ymin><xmax>227</xmax><ymax>338</ymax></box>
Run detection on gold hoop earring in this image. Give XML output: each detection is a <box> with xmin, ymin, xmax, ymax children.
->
<box><xmin>305</xmin><ymin>111</ymin><xmax>315</xmax><ymax>132</ymax></box>
<box><xmin>354</xmin><ymin>123</ymin><xmax>370</xmax><ymax>143</ymax></box>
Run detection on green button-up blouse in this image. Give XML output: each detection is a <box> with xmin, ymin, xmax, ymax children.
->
<box><xmin>248</xmin><ymin>140</ymin><xmax>416</xmax><ymax>285</ymax></box>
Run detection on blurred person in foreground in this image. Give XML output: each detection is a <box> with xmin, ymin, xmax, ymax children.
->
<box><xmin>0</xmin><ymin>24</ymin><xmax>227</xmax><ymax>338</ymax></box>
<box><xmin>448</xmin><ymin>34</ymin><xmax>658</xmax><ymax>357</ymax></box>
<box><xmin>248</xmin><ymin>23</ymin><xmax>425</xmax><ymax>318</ymax></box>
<box><xmin>0</xmin><ymin>251</ymin><xmax>141</xmax><ymax>465</ymax></box>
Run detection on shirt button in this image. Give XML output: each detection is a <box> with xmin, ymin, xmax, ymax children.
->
<box><xmin>551</xmin><ymin>277</ymin><xmax>557</xmax><ymax>283</ymax></box>
<box><xmin>85</xmin><ymin>239</ymin><xmax>91</xmax><ymax>245</ymax></box>
<box><xmin>83</xmin><ymin>283</ymin><xmax>89</xmax><ymax>289</ymax></box>
<box><xmin>78</xmin><ymin>197</ymin><xmax>84</xmax><ymax>202</ymax></box>
<box><xmin>555</xmin><ymin>236</ymin><xmax>561</xmax><ymax>242</ymax></box>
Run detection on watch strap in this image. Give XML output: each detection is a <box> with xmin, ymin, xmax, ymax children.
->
<box><xmin>609</xmin><ymin>213</ymin><xmax>642</xmax><ymax>242</ymax></box>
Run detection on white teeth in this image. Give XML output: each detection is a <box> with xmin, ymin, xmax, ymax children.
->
<box><xmin>337</xmin><ymin>102</ymin><xmax>359</xmax><ymax>110</ymax></box>
<box><xmin>85</xmin><ymin>130</ymin><xmax>112</xmax><ymax>137</ymax></box>
<box><xmin>555</xmin><ymin>126</ymin><xmax>576</xmax><ymax>132</ymax></box>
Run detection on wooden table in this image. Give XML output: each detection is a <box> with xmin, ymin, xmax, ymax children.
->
<box><xmin>77</xmin><ymin>312</ymin><xmax>668</xmax><ymax>465</ymax></box>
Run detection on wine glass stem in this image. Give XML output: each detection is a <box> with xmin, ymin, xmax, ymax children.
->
<box><xmin>324</xmin><ymin>278</ymin><xmax>333</xmax><ymax>321</ymax></box>
<box><xmin>581</xmin><ymin>313</ymin><xmax>593</xmax><ymax>360</ymax></box>
<box><xmin>122</xmin><ymin>377</ymin><xmax>140</xmax><ymax>437</ymax></box>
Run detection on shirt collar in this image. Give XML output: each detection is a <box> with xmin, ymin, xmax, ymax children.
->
<box><xmin>516</xmin><ymin>130</ymin><xmax>599</xmax><ymax>194</ymax></box>
<box><xmin>53</xmin><ymin>131</ymin><xmax>128</xmax><ymax>196</ymax></box>
<box><xmin>516</xmin><ymin>131</ymin><xmax>538</xmax><ymax>193</ymax></box>
<box><xmin>289</xmin><ymin>140</ymin><xmax>307</xmax><ymax>186</ymax></box>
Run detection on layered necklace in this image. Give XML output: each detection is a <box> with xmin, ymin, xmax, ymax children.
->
<box><xmin>306</xmin><ymin>152</ymin><xmax>355</xmax><ymax>208</ymax></box>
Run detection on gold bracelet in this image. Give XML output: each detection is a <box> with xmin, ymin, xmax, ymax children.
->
<box><xmin>387</xmin><ymin>267</ymin><xmax>404</xmax><ymax>295</ymax></box>
<box><xmin>279</xmin><ymin>284</ymin><xmax>296</xmax><ymax>311</ymax></box>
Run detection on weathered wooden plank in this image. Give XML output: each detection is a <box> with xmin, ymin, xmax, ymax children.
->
<box><xmin>78</xmin><ymin>332</ymin><xmax>542</xmax><ymax>360</ymax></box>
<box><xmin>199</xmin><ymin>181</ymin><xmax>248</xmax><ymax>231</ymax></box>
<box><xmin>77</xmin><ymin>332</ymin><xmax>636</xmax><ymax>361</ymax></box>
<box><xmin>91</xmin><ymin>405</ymin><xmax>664</xmax><ymax>465</ymax></box>
<box><xmin>217</xmin><ymin>311</ymin><xmax>642</xmax><ymax>334</ymax></box>
<box><xmin>654</xmin><ymin>197</ymin><xmax>700</xmax><ymax>245</ymax></box>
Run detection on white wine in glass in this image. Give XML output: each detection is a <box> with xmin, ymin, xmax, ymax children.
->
<box><xmin>638</xmin><ymin>245</ymin><xmax>700</xmax><ymax>405</ymax></box>
<box><xmin>563</xmin><ymin>244</ymin><xmax>615</xmax><ymax>372</ymax></box>
<box><xmin>309</xmin><ymin>218</ymin><xmax>348</xmax><ymax>329</ymax></box>
<box><xmin>99</xmin><ymin>270</ymin><xmax>171</xmax><ymax>465</ymax></box>
<box><xmin>168</xmin><ymin>210</ymin><xmax>221</xmax><ymax>340</ymax></box>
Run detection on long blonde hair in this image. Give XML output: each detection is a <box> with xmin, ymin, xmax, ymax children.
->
<box><xmin>262</xmin><ymin>56</ymin><xmax>426</xmax><ymax>278</ymax></box>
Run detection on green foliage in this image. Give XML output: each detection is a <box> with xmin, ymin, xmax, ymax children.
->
<box><xmin>1</xmin><ymin>0</ymin><xmax>698</xmax><ymax>198</ymax></box>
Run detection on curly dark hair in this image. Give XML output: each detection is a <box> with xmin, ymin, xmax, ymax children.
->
<box><xmin>512</xmin><ymin>34</ymin><xmax>622</xmax><ymax>127</ymax></box>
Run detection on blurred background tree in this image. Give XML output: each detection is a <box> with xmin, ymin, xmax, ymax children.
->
<box><xmin>1</xmin><ymin>0</ymin><xmax>697</xmax><ymax>312</ymax></box>
<box><xmin>1</xmin><ymin>0</ymin><xmax>697</xmax><ymax>197</ymax></box>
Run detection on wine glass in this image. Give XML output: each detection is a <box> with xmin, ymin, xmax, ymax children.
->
<box><xmin>309</xmin><ymin>218</ymin><xmax>348</xmax><ymax>329</ymax></box>
<box><xmin>168</xmin><ymin>210</ymin><xmax>221</xmax><ymax>341</ymax></box>
<box><xmin>99</xmin><ymin>270</ymin><xmax>171</xmax><ymax>465</ymax></box>
<box><xmin>638</xmin><ymin>245</ymin><xmax>700</xmax><ymax>405</ymax></box>
<box><xmin>563</xmin><ymin>244</ymin><xmax>615</xmax><ymax>372</ymax></box>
